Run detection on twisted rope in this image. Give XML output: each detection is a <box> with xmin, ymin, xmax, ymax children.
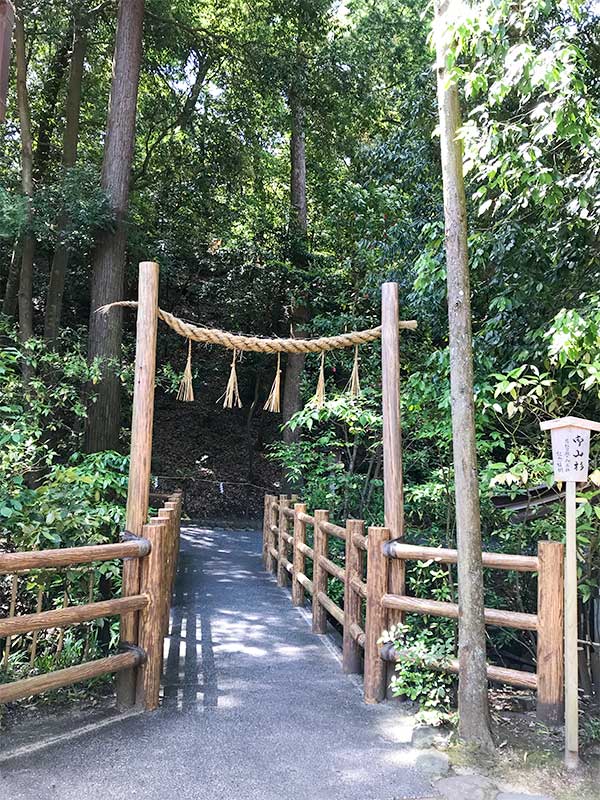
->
<box><xmin>97</xmin><ymin>301</ymin><xmax>417</xmax><ymax>353</ymax></box>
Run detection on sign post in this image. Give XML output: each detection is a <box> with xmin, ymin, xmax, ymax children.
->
<box><xmin>540</xmin><ymin>416</ymin><xmax>600</xmax><ymax>769</ymax></box>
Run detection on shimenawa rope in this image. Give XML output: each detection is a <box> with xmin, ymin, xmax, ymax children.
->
<box><xmin>97</xmin><ymin>301</ymin><xmax>417</xmax><ymax>353</ymax></box>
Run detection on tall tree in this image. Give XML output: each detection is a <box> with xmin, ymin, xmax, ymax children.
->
<box><xmin>14</xmin><ymin>1</ymin><xmax>34</xmax><ymax>344</ymax></box>
<box><xmin>2</xmin><ymin>246</ymin><xmax>20</xmax><ymax>318</ymax></box>
<box><xmin>86</xmin><ymin>0</ymin><xmax>145</xmax><ymax>452</ymax></box>
<box><xmin>281</xmin><ymin>66</ymin><xmax>309</xmax><ymax>451</ymax></box>
<box><xmin>33</xmin><ymin>20</ymin><xmax>72</xmax><ymax>182</ymax></box>
<box><xmin>44</xmin><ymin>9</ymin><xmax>87</xmax><ymax>344</ymax></box>
<box><xmin>433</xmin><ymin>0</ymin><xmax>494</xmax><ymax>750</ymax></box>
<box><xmin>0</xmin><ymin>0</ymin><xmax>14</xmax><ymax>123</ymax></box>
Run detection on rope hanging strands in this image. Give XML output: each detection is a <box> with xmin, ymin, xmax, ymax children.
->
<box><xmin>177</xmin><ymin>339</ymin><xmax>194</xmax><ymax>402</ymax></box>
<box><xmin>314</xmin><ymin>352</ymin><xmax>326</xmax><ymax>408</ymax></box>
<box><xmin>221</xmin><ymin>349</ymin><xmax>242</xmax><ymax>409</ymax></box>
<box><xmin>347</xmin><ymin>345</ymin><xmax>361</xmax><ymax>397</ymax></box>
<box><xmin>97</xmin><ymin>300</ymin><xmax>418</xmax><ymax>410</ymax></box>
<box><xmin>97</xmin><ymin>301</ymin><xmax>417</xmax><ymax>353</ymax></box>
<box><xmin>264</xmin><ymin>352</ymin><xmax>282</xmax><ymax>413</ymax></box>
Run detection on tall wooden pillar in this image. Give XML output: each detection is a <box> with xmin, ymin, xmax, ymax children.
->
<box><xmin>381</xmin><ymin>282</ymin><xmax>404</xmax><ymax>694</ymax></box>
<box><xmin>117</xmin><ymin>260</ymin><xmax>160</xmax><ymax>708</ymax></box>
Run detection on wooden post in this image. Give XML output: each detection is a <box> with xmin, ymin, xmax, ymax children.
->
<box><xmin>264</xmin><ymin>495</ymin><xmax>276</xmax><ymax>572</ymax></box>
<box><xmin>564</xmin><ymin>481</ymin><xmax>578</xmax><ymax>768</ymax></box>
<box><xmin>343</xmin><ymin>518</ymin><xmax>364</xmax><ymax>674</ymax></box>
<box><xmin>163</xmin><ymin>495</ymin><xmax>182</xmax><ymax>598</ymax></box>
<box><xmin>136</xmin><ymin>521</ymin><xmax>167</xmax><ymax>710</ymax></box>
<box><xmin>381</xmin><ymin>282</ymin><xmax>404</xmax><ymax>598</ymax></box>
<box><xmin>382</xmin><ymin>282</ymin><xmax>404</xmax><ymax>692</ymax></box>
<box><xmin>292</xmin><ymin>502</ymin><xmax>307</xmax><ymax>606</ymax></box>
<box><xmin>277</xmin><ymin>494</ymin><xmax>290</xmax><ymax>587</ymax></box>
<box><xmin>263</xmin><ymin>494</ymin><xmax>271</xmax><ymax>569</ymax></box>
<box><xmin>270</xmin><ymin>496</ymin><xmax>279</xmax><ymax>575</ymax></box>
<box><xmin>537</xmin><ymin>540</ymin><xmax>564</xmax><ymax>725</ymax></box>
<box><xmin>118</xmin><ymin>260</ymin><xmax>159</xmax><ymax>709</ymax></box>
<box><xmin>364</xmin><ymin>526</ymin><xmax>390</xmax><ymax>703</ymax></box>
<box><xmin>312</xmin><ymin>509</ymin><xmax>329</xmax><ymax>634</ymax></box>
<box><xmin>155</xmin><ymin>507</ymin><xmax>176</xmax><ymax>642</ymax></box>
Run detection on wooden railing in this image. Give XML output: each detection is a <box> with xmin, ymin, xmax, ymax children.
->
<box><xmin>0</xmin><ymin>491</ymin><xmax>182</xmax><ymax>711</ymax></box>
<box><xmin>263</xmin><ymin>493</ymin><xmax>565</xmax><ymax>724</ymax></box>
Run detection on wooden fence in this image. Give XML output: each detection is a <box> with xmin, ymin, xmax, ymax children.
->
<box><xmin>0</xmin><ymin>491</ymin><xmax>182</xmax><ymax>711</ymax></box>
<box><xmin>263</xmin><ymin>493</ymin><xmax>565</xmax><ymax>724</ymax></box>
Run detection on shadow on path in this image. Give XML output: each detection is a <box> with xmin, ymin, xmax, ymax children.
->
<box><xmin>0</xmin><ymin>526</ymin><xmax>438</xmax><ymax>800</ymax></box>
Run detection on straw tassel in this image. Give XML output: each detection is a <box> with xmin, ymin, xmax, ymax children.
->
<box><xmin>264</xmin><ymin>353</ymin><xmax>282</xmax><ymax>413</ymax></box>
<box><xmin>347</xmin><ymin>345</ymin><xmax>361</xmax><ymax>397</ymax></box>
<box><xmin>222</xmin><ymin>349</ymin><xmax>242</xmax><ymax>409</ymax></box>
<box><xmin>177</xmin><ymin>339</ymin><xmax>194</xmax><ymax>402</ymax></box>
<box><xmin>314</xmin><ymin>351</ymin><xmax>326</xmax><ymax>408</ymax></box>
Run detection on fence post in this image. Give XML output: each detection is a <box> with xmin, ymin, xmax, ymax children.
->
<box><xmin>277</xmin><ymin>495</ymin><xmax>290</xmax><ymax>586</ymax></box>
<box><xmin>312</xmin><ymin>509</ymin><xmax>329</xmax><ymax>633</ymax></box>
<box><xmin>537</xmin><ymin>540</ymin><xmax>564</xmax><ymax>724</ymax></box>
<box><xmin>164</xmin><ymin>493</ymin><xmax>182</xmax><ymax>597</ymax></box>
<box><xmin>343</xmin><ymin>519</ymin><xmax>364</xmax><ymax>674</ymax></box>
<box><xmin>136</xmin><ymin>521</ymin><xmax>168</xmax><ymax>710</ymax></box>
<box><xmin>364</xmin><ymin>526</ymin><xmax>390</xmax><ymax>703</ymax></box>
<box><xmin>155</xmin><ymin>506</ymin><xmax>176</xmax><ymax>643</ymax></box>
<box><xmin>264</xmin><ymin>495</ymin><xmax>275</xmax><ymax>572</ymax></box>
<box><xmin>269</xmin><ymin>496</ymin><xmax>279</xmax><ymax>575</ymax></box>
<box><xmin>119</xmin><ymin>260</ymin><xmax>159</xmax><ymax>709</ymax></box>
<box><xmin>292</xmin><ymin>503</ymin><xmax>307</xmax><ymax>606</ymax></box>
<box><xmin>263</xmin><ymin>494</ymin><xmax>271</xmax><ymax>569</ymax></box>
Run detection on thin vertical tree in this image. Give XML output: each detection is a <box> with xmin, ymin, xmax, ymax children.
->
<box><xmin>14</xmin><ymin>2</ymin><xmax>34</xmax><ymax>345</ymax></box>
<box><xmin>433</xmin><ymin>0</ymin><xmax>494</xmax><ymax>750</ymax></box>
<box><xmin>0</xmin><ymin>0</ymin><xmax>14</xmax><ymax>122</ymax></box>
<box><xmin>86</xmin><ymin>0</ymin><xmax>145</xmax><ymax>452</ymax></box>
<box><xmin>44</xmin><ymin>8</ymin><xmax>87</xmax><ymax>344</ymax></box>
<box><xmin>281</xmin><ymin>67</ymin><xmax>309</xmax><ymax>451</ymax></box>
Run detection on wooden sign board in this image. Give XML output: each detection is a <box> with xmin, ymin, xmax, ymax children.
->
<box><xmin>540</xmin><ymin>415</ymin><xmax>600</xmax><ymax>769</ymax></box>
<box><xmin>0</xmin><ymin>1</ymin><xmax>15</xmax><ymax>123</ymax></box>
<box><xmin>540</xmin><ymin>416</ymin><xmax>600</xmax><ymax>484</ymax></box>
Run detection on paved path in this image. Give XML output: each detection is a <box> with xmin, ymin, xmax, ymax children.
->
<box><xmin>0</xmin><ymin>526</ymin><xmax>438</xmax><ymax>800</ymax></box>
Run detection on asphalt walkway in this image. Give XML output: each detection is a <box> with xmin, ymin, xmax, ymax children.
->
<box><xmin>0</xmin><ymin>525</ymin><xmax>438</xmax><ymax>799</ymax></box>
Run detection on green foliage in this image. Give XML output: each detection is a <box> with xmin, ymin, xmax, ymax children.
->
<box><xmin>32</xmin><ymin>166</ymin><xmax>115</xmax><ymax>250</ymax></box>
<box><xmin>271</xmin><ymin>390</ymin><xmax>384</xmax><ymax>523</ymax></box>
<box><xmin>0</xmin><ymin>327</ymin><xmax>128</xmax><ymax>698</ymax></box>
<box><xmin>382</xmin><ymin>622</ymin><xmax>456</xmax><ymax>711</ymax></box>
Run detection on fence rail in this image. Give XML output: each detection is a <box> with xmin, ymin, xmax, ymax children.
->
<box><xmin>0</xmin><ymin>491</ymin><xmax>182</xmax><ymax>711</ymax></box>
<box><xmin>263</xmin><ymin>493</ymin><xmax>564</xmax><ymax>724</ymax></box>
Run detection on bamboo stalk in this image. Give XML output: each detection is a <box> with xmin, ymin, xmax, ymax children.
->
<box><xmin>29</xmin><ymin>587</ymin><xmax>44</xmax><ymax>667</ymax></box>
<box><xmin>3</xmin><ymin>574</ymin><xmax>18</xmax><ymax>669</ymax></box>
<box><xmin>83</xmin><ymin>570</ymin><xmax>95</xmax><ymax>660</ymax></box>
<box><xmin>56</xmin><ymin>579</ymin><xmax>69</xmax><ymax>658</ymax></box>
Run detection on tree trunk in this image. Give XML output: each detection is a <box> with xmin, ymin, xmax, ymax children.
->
<box><xmin>2</xmin><ymin>245</ymin><xmax>20</xmax><ymax>318</ymax></box>
<box><xmin>85</xmin><ymin>0</ymin><xmax>145</xmax><ymax>453</ymax></box>
<box><xmin>434</xmin><ymin>0</ymin><xmax>494</xmax><ymax>750</ymax></box>
<box><xmin>33</xmin><ymin>20</ymin><xmax>72</xmax><ymax>181</ymax></box>
<box><xmin>282</xmin><ymin>84</ymin><xmax>308</xmax><ymax>453</ymax></box>
<box><xmin>44</xmin><ymin>16</ymin><xmax>87</xmax><ymax>344</ymax></box>
<box><xmin>0</xmin><ymin>0</ymin><xmax>15</xmax><ymax>123</ymax></box>
<box><xmin>14</xmin><ymin>4</ymin><xmax>34</xmax><ymax>345</ymax></box>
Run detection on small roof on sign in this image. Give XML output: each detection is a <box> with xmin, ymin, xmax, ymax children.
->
<box><xmin>539</xmin><ymin>416</ymin><xmax>600</xmax><ymax>432</ymax></box>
